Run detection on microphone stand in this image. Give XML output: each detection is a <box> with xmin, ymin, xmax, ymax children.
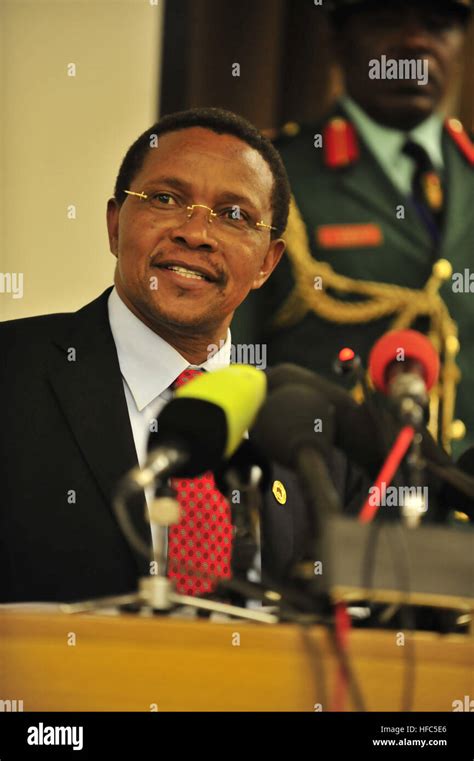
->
<box><xmin>216</xmin><ymin>456</ymin><xmax>263</xmax><ymax>579</ymax></box>
<box><xmin>343</xmin><ymin>352</ymin><xmax>431</xmax><ymax>529</ymax></box>
<box><xmin>211</xmin><ymin>459</ymin><xmax>309</xmax><ymax>618</ymax></box>
<box><xmin>60</xmin><ymin>478</ymin><xmax>279</xmax><ymax>624</ymax></box>
<box><xmin>390</xmin><ymin>373</ymin><xmax>429</xmax><ymax>528</ymax></box>
<box><xmin>290</xmin><ymin>446</ymin><xmax>341</xmax><ymax>618</ymax></box>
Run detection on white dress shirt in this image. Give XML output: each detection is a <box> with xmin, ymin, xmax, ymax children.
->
<box><xmin>108</xmin><ymin>287</ymin><xmax>232</xmax><ymax>548</ymax></box>
<box><xmin>108</xmin><ymin>287</ymin><xmax>231</xmax><ymax>472</ymax></box>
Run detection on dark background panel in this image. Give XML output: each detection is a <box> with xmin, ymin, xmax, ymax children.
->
<box><xmin>160</xmin><ymin>0</ymin><xmax>336</xmax><ymax>130</ymax></box>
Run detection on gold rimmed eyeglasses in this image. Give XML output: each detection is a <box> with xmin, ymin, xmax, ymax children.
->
<box><xmin>123</xmin><ymin>190</ymin><xmax>276</xmax><ymax>235</ymax></box>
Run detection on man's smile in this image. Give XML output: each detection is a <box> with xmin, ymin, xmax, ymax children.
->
<box><xmin>161</xmin><ymin>264</ymin><xmax>209</xmax><ymax>281</ymax></box>
<box><xmin>150</xmin><ymin>255</ymin><xmax>228</xmax><ymax>289</ymax></box>
<box><xmin>152</xmin><ymin>257</ymin><xmax>218</xmax><ymax>281</ymax></box>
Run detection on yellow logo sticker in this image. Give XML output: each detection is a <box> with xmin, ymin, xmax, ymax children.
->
<box><xmin>272</xmin><ymin>480</ymin><xmax>287</xmax><ymax>505</ymax></box>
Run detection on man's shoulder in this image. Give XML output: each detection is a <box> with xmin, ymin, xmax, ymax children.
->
<box><xmin>1</xmin><ymin>310</ymin><xmax>71</xmax><ymax>334</ymax></box>
<box><xmin>270</xmin><ymin>120</ymin><xmax>325</xmax><ymax>160</ymax></box>
<box><xmin>0</xmin><ymin>288</ymin><xmax>113</xmax><ymax>361</ymax></box>
<box><xmin>269</xmin><ymin>105</ymin><xmax>364</xmax><ymax>177</ymax></box>
<box><xmin>443</xmin><ymin>118</ymin><xmax>474</xmax><ymax>167</ymax></box>
<box><xmin>0</xmin><ymin>312</ymin><xmax>74</xmax><ymax>351</ymax></box>
<box><xmin>0</xmin><ymin>289</ymin><xmax>112</xmax><ymax>338</ymax></box>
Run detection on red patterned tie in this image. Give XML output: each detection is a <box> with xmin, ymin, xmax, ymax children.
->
<box><xmin>168</xmin><ymin>368</ymin><xmax>233</xmax><ymax>595</ymax></box>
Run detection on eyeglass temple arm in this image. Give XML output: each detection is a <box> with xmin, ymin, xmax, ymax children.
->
<box><xmin>124</xmin><ymin>191</ymin><xmax>276</xmax><ymax>231</ymax></box>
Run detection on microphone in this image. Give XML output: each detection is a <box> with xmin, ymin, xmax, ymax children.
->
<box><xmin>368</xmin><ymin>329</ymin><xmax>440</xmax><ymax>427</ymax></box>
<box><xmin>250</xmin><ymin>383</ymin><xmax>340</xmax><ymax>607</ymax></box>
<box><xmin>125</xmin><ymin>365</ymin><xmax>267</xmax><ymax>490</ymax></box>
<box><xmin>214</xmin><ymin>438</ymin><xmax>271</xmax><ymax>498</ymax></box>
<box><xmin>266</xmin><ymin>354</ymin><xmax>449</xmax><ymax>482</ymax></box>
<box><xmin>265</xmin><ymin>347</ymin><xmax>473</xmax><ymax>520</ymax></box>
<box><xmin>266</xmin><ymin>363</ymin><xmax>391</xmax><ymax>477</ymax></box>
<box><xmin>251</xmin><ymin>383</ymin><xmax>335</xmax><ymax>468</ymax></box>
<box><xmin>214</xmin><ymin>438</ymin><xmax>271</xmax><ymax>580</ymax></box>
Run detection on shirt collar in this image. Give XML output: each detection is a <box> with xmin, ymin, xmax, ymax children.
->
<box><xmin>108</xmin><ymin>287</ymin><xmax>232</xmax><ymax>411</ymax></box>
<box><xmin>340</xmin><ymin>95</ymin><xmax>444</xmax><ymax>171</ymax></box>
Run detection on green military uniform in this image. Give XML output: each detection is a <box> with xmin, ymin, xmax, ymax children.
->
<box><xmin>234</xmin><ymin>99</ymin><xmax>474</xmax><ymax>457</ymax></box>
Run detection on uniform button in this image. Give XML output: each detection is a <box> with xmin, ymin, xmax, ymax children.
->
<box><xmin>282</xmin><ymin>121</ymin><xmax>300</xmax><ymax>137</ymax></box>
<box><xmin>450</xmin><ymin>420</ymin><xmax>466</xmax><ymax>440</ymax></box>
<box><xmin>445</xmin><ymin>335</ymin><xmax>460</xmax><ymax>355</ymax></box>
<box><xmin>433</xmin><ymin>258</ymin><xmax>452</xmax><ymax>281</ymax></box>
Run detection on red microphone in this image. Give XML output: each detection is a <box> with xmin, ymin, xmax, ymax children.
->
<box><xmin>359</xmin><ymin>331</ymin><xmax>440</xmax><ymax>526</ymax></box>
<box><xmin>368</xmin><ymin>329</ymin><xmax>440</xmax><ymax>395</ymax></box>
<box><xmin>368</xmin><ymin>329</ymin><xmax>439</xmax><ymax>428</ymax></box>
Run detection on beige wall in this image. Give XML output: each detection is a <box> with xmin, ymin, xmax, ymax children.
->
<box><xmin>0</xmin><ymin>0</ymin><xmax>165</xmax><ymax>321</ymax></box>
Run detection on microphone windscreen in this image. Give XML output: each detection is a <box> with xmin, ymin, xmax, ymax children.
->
<box><xmin>175</xmin><ymin>364</ymin><xmax>266</xmax><ymax>458</ymax></box>
<box><xmin>149</xmin><ymin>398</ymin><xmax>227</xmax><ymax>477</ymax></box>
<box><xmin>266</xmin><ymin>364</ymin><xmax>390</xmax><ymax>476</ymax></box>
<box><xmin>266</xmin><ymin>363</ymin><xmax>451</xmax><ymax>479</ymax></box>
<box><xmin>267</xmin><ymin>363</ymin><xmax>356</xmax><ymax>411</ymax></box>
<box><xmin>251</xmin><ymin>384</ymin><xmax>335</xmax><ymax>470</ymax></box>
<box><xmin>368</xmin><ymin>329</ymin><xmax>440</xmax><ymax>393</ymax></box>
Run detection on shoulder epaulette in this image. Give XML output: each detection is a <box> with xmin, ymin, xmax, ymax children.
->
<box><xmin>445</xmin><ymin>118</ymin><xmax>474</xmax><ymax>166</ymax></box>
<box><xmin>323</xmin><ymin>117</ymin><xmax>359</xmax><ymax>168</ymax></box>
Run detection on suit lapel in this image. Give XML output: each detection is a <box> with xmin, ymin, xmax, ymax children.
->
<box><xmin>47</xmin><ymin>288</ymin><xmax>152</xmax><ymax>577</ymax></box>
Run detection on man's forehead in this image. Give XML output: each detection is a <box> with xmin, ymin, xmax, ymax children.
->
<box><xmin>136</xmin><ymin>127</ymin><xmax>273</xmax><ymax>198</ymax></box>
<box><xmin>150</xmin><ymin>126</ymin><xmax>257</xmax><ymax>156</ymax></box>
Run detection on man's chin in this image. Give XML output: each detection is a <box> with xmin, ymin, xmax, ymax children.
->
<box><xmin>368</xmin><ymin>92</ymin><xmax>438</xmax><ymax>130</ymax></box>
<box><xmin>142</xmin><ymin>299</ymin><xmax>222</xmax><ymax>334</ymax></box>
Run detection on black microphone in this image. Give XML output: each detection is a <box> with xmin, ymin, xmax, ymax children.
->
<box><xmin>252</xmin><ymin>383</ymin><xmax>335</xmax><ymax>468</ymax></box>
<box><xmin>121</xmin><ymin>397</ymin><xmax>228</xmax><ymax>492</ymax></box>
<box><xmin>251</xmin><ymin>383</ymin><xmax>340</xmax><ymax>609</ymax></box>
<box><xmin>214</xmin><ymin>438</ymin><xmax>271</xmax><ymax>580</ymax></box>
<box><xmin>266</xmin><ymin>363</ymin><xmax>392</xmax><ymax>478</ymax></box>
<box><xmin>266</xmin><ymin>363</ymin><xmax>464</xmax><ymax>478</ymax></box>
<box><xmin>266</xmin><ymin>363</ymin><xmax>474</xmax><ymax>515</ymax></box>
<box><xmin>214</xmin><ymin>438</ymin><xmax>271</xmax><ymax>498</ymax></box>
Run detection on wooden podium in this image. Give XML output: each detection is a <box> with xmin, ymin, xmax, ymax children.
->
<box><xmin>1</xmin><ymin>610</ymin><xmax>472</xmax><ymax>711</ymax></box>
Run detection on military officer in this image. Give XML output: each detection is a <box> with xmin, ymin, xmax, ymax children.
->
<box><xmin>235</xmin><ymin>0</ymin><xmax>474</xmax><ymax>457</ymax></box>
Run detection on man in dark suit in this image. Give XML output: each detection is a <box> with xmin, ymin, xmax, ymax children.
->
<box><xmin>235</xmin><ymin>0</ymin><xmax>474</xmax><ymax>459</ymax></box>
<box><xmin>0</xmin><ymin>107</ymin><xmax>364</xmax><ymax>604</ymax></box>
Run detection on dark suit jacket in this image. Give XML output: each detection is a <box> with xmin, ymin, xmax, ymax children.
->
<box><xmin>0</xmin><ymin>288</ymin><xmax>366</xmax><ymax>603</ymax></box>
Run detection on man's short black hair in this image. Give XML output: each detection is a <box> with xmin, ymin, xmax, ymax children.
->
<box><xmin>114</xmin><ymin>107</ymin><xmax>291</xmax><ymax>239</ymax></box>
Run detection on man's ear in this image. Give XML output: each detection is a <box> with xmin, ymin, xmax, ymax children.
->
<box><xmin>251</xmin><ymin>238</ymin><xmax>286</xmax><ymax>290</ymax></box>
<box><xmin>106</xmin><ymin>198</ymin><xmax>120</xmax><ymax>257</ymax></box>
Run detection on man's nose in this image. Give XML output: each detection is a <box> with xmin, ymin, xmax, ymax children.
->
<box><xmin>396</xmin><ymin>11</ymin><xmax>437</xmax><ymax>50</ymax></box>
<box><xmin>170</xmin><ymin>208</ymin><xmax>219</xmax><ymax>252</ymax></box>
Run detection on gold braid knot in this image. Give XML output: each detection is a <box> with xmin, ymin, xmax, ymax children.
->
<box><xmin>273</xmin><ymin>197</ymin><xmax>461</xmax><ymax>451</ymax></box>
